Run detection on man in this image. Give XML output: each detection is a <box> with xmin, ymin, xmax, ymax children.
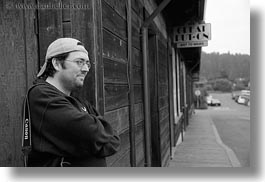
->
<box><xmin>24</xmin><ymin>38</ymin><xmax>120</xmax><ymax>167</ymax></box>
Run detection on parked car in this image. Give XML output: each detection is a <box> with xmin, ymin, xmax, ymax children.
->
<box><xmin>209</xmin><ymin>98</ymin><xmax>221</xmax><ymax>106</ymax></box>
<box><xmin>232</xmin><ymin>90</ymin><xmax>250</xmax><ymax>101</ymax></box>
<box><xmin>206</xmin><ymin>95</ymin><xmax>213</xmax><ymax>105</ymax></box>
<box><xmin>237</xmin><ymin>95</ymin><xmax>246</xmax><ymax>104</ymax></box>
<box><xmin>234</xmin><ymin>90</ymin><xmax>250</xmax><ymax>106</ymax></box>
<box><xmin>236</xmin><ymin>95</ymin><xmax>250</xmax><ymax>106</ymax></box>
<box><xmin>241</xmin><ymin>90</ymin><xmax>250</xmax><ymax>95</ymax></box>
<box><xmin>245</xmin><ymin>99</ymin><xmax>250</xmax><ymax>107</ymax></box>
<box><xmin>231</xmin><ymin>91</ymin><xmax>241</xmax><ymax>100</ymax></box>
<box><xmin>206</xmin><ymin>95</ymin><xmax>221</xmax><ymax>106</ymax></box>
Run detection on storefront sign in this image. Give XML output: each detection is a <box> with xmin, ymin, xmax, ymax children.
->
<box><xmin>173</xmin><ymin>23</ymin><xmax>211</xmax><ymax>48</ymax></box>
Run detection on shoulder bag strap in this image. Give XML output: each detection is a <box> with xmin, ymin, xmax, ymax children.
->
<box><xmin>21</xmin><ymin>83</ymin><xmax>46</xmax><ymax>167</ymax></box>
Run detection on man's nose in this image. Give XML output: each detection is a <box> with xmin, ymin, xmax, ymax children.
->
<box><xmin>81</xmin><ymin>63</ymin><xmax>90</xmax><ymax>72</ymax></box>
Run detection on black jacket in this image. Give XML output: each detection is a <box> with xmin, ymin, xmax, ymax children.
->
<box><xmin>27</xmin><ymin>80</ymin><xmax>120</xmax><ymax>167</ymax></box>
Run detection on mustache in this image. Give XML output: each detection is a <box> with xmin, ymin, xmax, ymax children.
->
<box><xmin>78</xmin><ymin>71</ymin><xmax>88</xmax><ymax>77</ymax></box>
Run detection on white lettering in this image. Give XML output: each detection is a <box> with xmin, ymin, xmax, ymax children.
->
<box><xmin>24</xmin><ymin>119</ymin><xmax>29</xmax><ymax>140</ymax></box>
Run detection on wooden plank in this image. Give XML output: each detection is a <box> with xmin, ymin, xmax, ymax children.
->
<box><xmin>102</xmin><ymin>0</ymin><xmax>127</xmax><ymax>40</ymax></box>
<box><xmin>132</xmin><ymin>46</ymin><xmax>142</xmax><ymax>67</ymax></box>
<box><xmin>160</xmin><ymin>116</ymin><xmax>169</xmax><ymax>136</ymax></box>
<box><xmin>160</xmin><ymin>117</ymin><xmax>170</xmax><ymax>163</ymax></box>
<box><xmin>161</xmin><ymin>140</ymin><xmax>170</xmax><ymax>160</ymax></box>
<box><xmin>103</xmin><ymin>0</ymin><xmax>126</xmax><ymax>20</ymax></box>
<box><xmin>158</xmin><ymin>44</ymin><xmax>168</xmax><ymax>67</ymax></box>
<box><xmin>159</xmin><ymin>65</ymin><xmax>168</xmax><ymax>84</ymax></box>
<box><xmin>158</xmin><ymin>52</ymin><xmax>168</xmax><ymax>68</ymax></box>
<box><xmin>131</xmin><ymin>0</ymin><xmax>144</xmax><ymax>19</ymax></box>
<box><xmin>104</xmin><ymin>106</ymin><xmax>129</xmax><ymax>134</ymax></box>
<box><xmin>104</xmin><ymin>83</ymin><xmax>129</xmax><ymax>111</ymax></box>
<box><xmin>148</xmin><ymin>34</ymin><xmax>159</xmax><ymax>115</ymax></box>
<box><xmin>110</xmin><ymin>150</ymin><xmax>131</xmax><ymax>167</ymax></box>
<box><xmin>103</xmin><ymin>29</ymin><xmax>127</xmax><ymax>63</ymax></box>
<box><xmin>106</xmin><ymin>129</ymin><xmax>130</xmax><ymax>166</ymax></box>
<box><xmin>158</xmin><ymin>36</ymin><xmax>168</xmax><ymax>48</ymax></box>
<box><xmin>127</xmin><ymin>0</ymin><xmax>136</xmax><ymax>166</ymax></box>
<box><xmin>62</xmin><ymin>21</ymin><xmax>72</xmax><ymax>37</ymax></box>
<box><xmin>71</xmin><ymin>0</ymin><xmax>94</xmax><ymax>56</ymax></box>
<box><xmin>135</xmin><ymin>140</ymin><xmax>145</xmax><ymax>167</ymax></box>
<box><xmin>133</xmin><ymin>84</ymin><xmax>143</xmax><ymax>103</ymax></box>
<box><xmin>158</xmin><ymin>39</ymin><xmax>168</xmax><ymax>67</ymax></box>
<box><xmin>161</xmin><ymin>144</ymin><xmax>170</xmax><ymax>167</ymax></box>
<box><xmin>135</xmin><ymin>120</ymin><xmax>144</xmax><ymax>143</ymax></box>
<box><xmin>160</xmin><ymin>121</ymin><xmax>170</xmax><ymax>165</ymax></box>
<box><xmin>131</xmin><ymin>10</ymin><xmax>142</xmax><ymax>49</ymax></box>
<box><xmin>160</xmin><ymin>126</ymin><xmax>170</xmax><ymax>155</ymax></box>
<box><xmin>167</xmin><ymin>45</ymin><xmax>174</xmax><ymax>155</ymax></box>
<box><xmin>159</xmin><ymin>95</ymin><xmax>169</xmax><ymax>109</ymax></box>
<box><xmin>0</xmin><ymin>0</ymin><xmax>27</xmax><ymax>166</ymax></box>
<box><xmin>93</xmin><ymin>0</ymin><xmax>104</xmax><ymax>114</ymax></box>
<box><xmin>38</xmin><ymin>0</ymin><xmax>63</xmax><ymax>66</ymax></box>
<box><xmin>133</xmin><ymin>67</ymin><xmax>143</xmax><ymax>84</ymax></box>
<box><xmin>161</xmin><ymin>134</ymin><xmax>170</xmax><ymax>151</ymax></box>
<box><xmin>179</xmin><ymin>61</ymin><xmax>185</xmax><ymax>108</ymax></box>
<box><xmin>135</xmin><ymin>122</ymin><xmax>145</xmax><ymax>166</ymax></box>
<box><xmin>158</xmin><ymin>84</ymin><xmax>168</xmax><ymax>97</ymax></box>
<box><xmin>132</xmin><ymin>51</ymin><xmax>143</xmax><ymax>142</ymax></box>
<box><xmin>159</xmin><ymin>106</ymin><xmax>169</xmax><ymax>121</ymax></box>
<box><xmin>148</xmin><ymin>34</ymin><xmax>162</xmax><ymax>166</ymax></box>
<box><xmin>103</xmin><ymin>58</ymin><xmax>128</xmax><ymax>84</ymax></box>
<box><xmin>24</xmin><ymin>0</ymin><xmax>39</xmax><ymax>89</ymax></box>
<box><xmin>134</xmin><ymin>103</ymin><xmax>144</xmax><ymax>123</ymax></box>
<box><xmin>151</xmin><ymin>112</ymin><xmax>162</xmax><ymax>167</ymax></box>
<box><xmin>62</xmin><ymin>0</ymin><xmax>71</xmax><ymax>22</ymax></box>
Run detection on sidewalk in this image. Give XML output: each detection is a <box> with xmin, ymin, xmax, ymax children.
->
<box><xmin>169</xmin><ymin>110</ymin><xmax>241</xmax><ymax>167</ymax></box>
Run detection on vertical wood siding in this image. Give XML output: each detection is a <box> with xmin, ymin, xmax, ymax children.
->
<box><xmin>0</xmin><ymin>0</ymin><xmax>38</xmax><ymax>166</ymax></box>
<box><xmin>157</xmin><ymin>38</ymin><xmax>170</xmax><ymax>166</ymax></box>
<box><xmin>102</xmin><ymin>0</ymin><xmax>145</xmax><ymax>167</ymax></box>
<box><xmin>102</xmin><ymin>0</ymin><xmax>130</xmax><ymax>166</ymax></box>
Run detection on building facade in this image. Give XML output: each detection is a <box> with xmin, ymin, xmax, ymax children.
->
<box><xmin>0</xmin><ymin>0</ymin><xmax>206</xmax><ymax>167</ymax></box>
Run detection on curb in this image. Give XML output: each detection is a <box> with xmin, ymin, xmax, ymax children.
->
<box><xmin>210</xmin><ymin>119</ymin><xmax>241</xmax><ymax>167</ymax></box>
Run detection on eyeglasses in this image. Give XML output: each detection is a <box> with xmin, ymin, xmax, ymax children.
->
<box><xmin>65</xmin><ymin>59</ymin><xmax>91</xmax><ymax>69</ymax></box>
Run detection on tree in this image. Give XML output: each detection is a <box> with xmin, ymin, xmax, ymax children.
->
<box><xmin>219</xmin><ymin>69</ymin><xmax>229</xmax><ymax>79</ymax></box>
<box><xmin>212</xmin><ymin>78</ymin><xmax>233</xmax><ymax>92</ymax></box>
<box><xmin>200</xmin><ymin>52</ymin><xmax>250</xmax><ymax>81</ymax></box>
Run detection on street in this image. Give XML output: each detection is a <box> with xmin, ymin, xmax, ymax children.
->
<box><xmin>207</xmin><ymin>92</ymin><xmax>250</xmax><ymax>167</ymax></box>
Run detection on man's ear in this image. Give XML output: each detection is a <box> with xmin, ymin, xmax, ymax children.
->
<box><xmin>51</xmin><ymin>58</ymin><xmax>61</xmax><ymax>71</ymax></box>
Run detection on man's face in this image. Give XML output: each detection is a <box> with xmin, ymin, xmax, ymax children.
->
<box><xmin>57</xmin><ymin>51</ymin><xmax>90</xmax><ymax>91</ymax></box>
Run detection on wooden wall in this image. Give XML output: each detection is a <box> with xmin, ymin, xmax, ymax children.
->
<box><xmin>102</xmin><ymin>0</ymin><xmax>146</xmax><ymax>166</ymax></box>
<box><xmin>0</xmin><ymin>0</ymin><xmax>38</xmax><ymax>166</ymax></box>
<box><xmin>100</xmin><ymin>0</ymin><xmax>173</xmax><ymax>167</ymax></box>
<box><xmin>147</xmin><ymin>26</ymin><xmax>171</xmax><ymax>166</ymax></box>
<box><xmin>157</xmin><ymin>38</ymin><xmax>171</xmax><ymax>166</ymax></box>
<box><xmin>130</xmin><ymin>0</ymin><xmax>145</xmax><ymax>167</ymax></box>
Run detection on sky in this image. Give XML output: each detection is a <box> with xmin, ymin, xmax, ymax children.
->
<box><xmin>202</xmin><ymin>0</ymin><xmax>250</xmax><ymax>55</ymax></box>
